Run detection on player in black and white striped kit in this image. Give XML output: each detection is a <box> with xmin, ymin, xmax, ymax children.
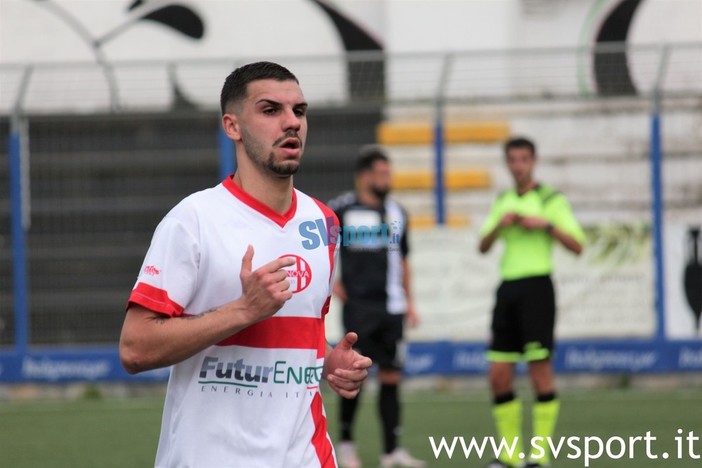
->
<box><xmin>328</xmin><ymin>147</ymin><xmax>425</xmax><ymax>468</ymax></box>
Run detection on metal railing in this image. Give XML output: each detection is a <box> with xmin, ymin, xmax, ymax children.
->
<box><xmin>1</xmin><ymin>44</ymin><xmax>701</xmax><ymax>379</ymax></box>
<box><xmin>1</xmin><ymin>43</ymin><xmax>700</xmax><ymax>115</ymax></box>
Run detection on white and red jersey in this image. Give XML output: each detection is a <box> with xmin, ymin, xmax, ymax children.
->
<box><xmin>128</xmin><ymin>176</ymin><xmax>339</xmax><ymax>468</ymax></box>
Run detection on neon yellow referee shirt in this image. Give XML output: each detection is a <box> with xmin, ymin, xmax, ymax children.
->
<box><xmin>480</xmin><ymin>184</ymin><xmax>585</xmax><ymax>281</ymax></box>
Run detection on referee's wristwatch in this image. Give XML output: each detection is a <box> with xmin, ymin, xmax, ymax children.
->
<box><xmin>545</xmin><ymin>223</ymin><xmax>555</xmax><ymax>234</ymax></box>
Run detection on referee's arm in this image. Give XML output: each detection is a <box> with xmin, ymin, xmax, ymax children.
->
<box><xmin>479</xmin><ymin>213</ymin><xmax>520</xmax><ymax>253</ymax></box>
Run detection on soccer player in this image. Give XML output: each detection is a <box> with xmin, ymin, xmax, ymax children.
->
<box><xmin>328</xmin><ymin>147</ymin><xmax>425</xmax><ymax>468</ymax></box>
<box><xmin>119</xmin><ymin>61</ymin><xmax>372</xmax><ymax>468</ymax></box>
<box><xmin>479</xmin><ymin>137</ymin><xmax>585</xmax><ymax>468</ymax></box>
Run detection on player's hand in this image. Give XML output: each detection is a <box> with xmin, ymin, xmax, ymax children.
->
<box><xmin>500</xmin><ymin>212</ymin><xmax>520</xmax><ymax>227</ymax></box>
<box><xmin>333</xmin><ymin>280</ymin><xmax>348</xmax><ymax>303</ymax></box>
<box><xmin>325</xmin><ymin>332</ymin><xmax>372</xmax><ymax>399</ymax></box>
<box><xmin>405</xmin><ymin>304</ymin><xmax>420</xmax><ymax>329</ymax></box>
<box><xmin>517</xmin><ymin>216</ymin><xmax>549</xmax><ymax>230</ymax></box>
<box><xmin>239</xmin><ymin>245</ymin><xmax>295</xmax><ymax>323</ymax></box>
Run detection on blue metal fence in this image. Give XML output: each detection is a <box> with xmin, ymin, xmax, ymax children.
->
<box><xmin>2</xmin><ymin>45</ymin><xmax>702</xmax><ymax>383</ymax></box>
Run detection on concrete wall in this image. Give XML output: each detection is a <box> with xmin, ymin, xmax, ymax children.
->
<box><xmin>2</xmin><ymin>0</ymin><xmax>700</xmax><ymax>113</ymax></box>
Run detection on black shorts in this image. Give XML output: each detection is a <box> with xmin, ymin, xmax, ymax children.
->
<box><xmin>487</xmin><ymin>275</ymin><xmax>556</xmax><ymax>363</ymax></box>
<box><xmin>342</xmin><ymin>302</ymin><xmax>405</xmax><ymax>371</ymax></box>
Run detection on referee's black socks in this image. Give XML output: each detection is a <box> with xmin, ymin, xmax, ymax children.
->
<box><xmin>493</xmin><ymin>391</ymin><xmax>516</xmax><ymax>405</ymax></box>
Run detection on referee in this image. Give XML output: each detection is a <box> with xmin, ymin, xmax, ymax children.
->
<box><xmin>479</xmin><ymin>137</ymin><xmax>585</xmax><ymax>468</ymax></box>
<box><xmin>328</xmin><ymin>147</ymin><xmax>425</xmax><ymax>468</ymax></box>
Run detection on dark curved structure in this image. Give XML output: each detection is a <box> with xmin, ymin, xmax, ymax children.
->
<box><xmin>684</xmin><ymin>227</ymin><xmax>702</xmax><ymax>334</ymax></box>
<box><xmin>594</xmin><ymin>0</ymin><xmax>642</xmax><ymax>96</ymax></box>
<box><xmin>310</xmin><ymin>0</ymin><xmax>385</xmax><ymax>101</ymax></box>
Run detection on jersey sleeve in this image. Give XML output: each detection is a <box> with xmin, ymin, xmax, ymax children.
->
<box><xmin>312</xmin><ymin>197</ymin><xmax>341</xmax><ymax>298</ymax></box>
<box><xmin>326</xmin><ymin>192</ymin><xmax>351</xmax><ymax>226</ymax></box>
<box><xmin>128</xmin><ymin>212</ymin><xmax>200</xmax><ymax>317</ymax></box>
<box><xmin>545</xmin><ymin>194</ymin><xmax>586</xmax><ymax>244</ymax></box>
<box><xmin>328</xmin><ymin>212</ymin><xmax>341</xmax><ymax>296</ymax></box>
<box><xmin>479</xmin><ymin>196</ymin><xmax>504</xmax><ymax>237</ymax></box>
<box><xmin>400</xmin><ymin>207</ymin><xmax>410</xmax><ymax>257</ymax></box>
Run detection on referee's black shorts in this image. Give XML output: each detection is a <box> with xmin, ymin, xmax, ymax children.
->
<box><xmin>342</xmin><ymin>302</ymin><xmax>405</xmax><ymax>371</ymax></box>
<box><xmin>487</xmin><ymin>275</ymin><xmax>556</xmax><ymax>363</ymax></box>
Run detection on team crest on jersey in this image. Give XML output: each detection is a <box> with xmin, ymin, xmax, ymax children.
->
<box><xmin>279</xmin><ymin>254</ymin><xmax>312</xmax><ymax>293</ymax></box>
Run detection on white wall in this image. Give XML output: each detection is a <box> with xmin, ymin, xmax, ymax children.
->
<box><xmin>1</xmin><ymin>0</ymin><xmax>700</xmax><ymax>113</ymax></box>
<box><xmin>3</xmin><ymin>0</ymin><xmax>700</xmax><ymax>62</ymax></box>
<box><xmin>384</xmin><ymin>0</ymin><xmax>518</xmax><ymax>52</ymax></box>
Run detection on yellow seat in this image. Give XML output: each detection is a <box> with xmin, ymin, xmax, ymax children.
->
<box><xmin>393</xmin><ymin>169</ymin><xmax>491</xmax><ymax>191</ymax></box>
<box><xmin>377</xmin><ymin>121</ymin><xmax>510</xmax><ymax>145</ymax></box>
<box><xmin>410</xmin><ymin>214</ymin><xmax>471</xmax><ymax>229</ymax></box>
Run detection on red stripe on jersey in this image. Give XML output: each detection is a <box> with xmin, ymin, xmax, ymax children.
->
<box><xmin>222</xmin><ymin>175</ymin><xmax>298</xmax><ymax>228</ymax></box>
<box><xmin>311</xmin><ymin>198</ymin><xmax>338</xmax><ymax>282</ymax></box>
<box><xmin>317</xmin><ymin>300</ymin><xmax>330</xmax><ymax>359</ymax></box>
<box><xmin>311</xmin><ymin>392</ymin><xmax>337</xmax><ymax>468</ymax></box>
<box><xmin>215</xmin><ymin>316</ymin><xmax>324</xmax><ymax>350</ymax></box>
<box><xmin>128</xmin><ymin>282</ymin><xmax>184</xmax><ymax>316</ymax></box>
<box><xmin>320</xmin><ymin>296</ymin><xmax>331</xmax><ymax>317</ymax></box>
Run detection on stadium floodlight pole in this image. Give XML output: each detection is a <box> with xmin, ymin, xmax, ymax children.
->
<box><xmin>650</xmin><ymin>44</ymin><xmax>670</xmax><ymax>341</ymax></box>
<box><xmin>9</xmin><ymin>66</ymin><xmax>32</xmax><ymax>355</ymax></box>
<box><xmin>434</xmin><ymin>53</ymin><xmax>453</xmax><ymax>226</ymax></box>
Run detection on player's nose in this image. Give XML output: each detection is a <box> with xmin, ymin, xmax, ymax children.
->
<box><xmin>281</xmin><ymin>108</ymin><xmax>302</xmax><ymax>131</ymax></box>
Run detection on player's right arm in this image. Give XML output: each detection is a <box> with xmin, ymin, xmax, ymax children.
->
<box><xmin>479</xmin><ymin>213</ymin><xmax>518</xmax><ymax>253</ymax></box>
<box><xmin>119</xmin><ymin>245</ymin><xmax>294</xmax><ymax>374</ymax></box>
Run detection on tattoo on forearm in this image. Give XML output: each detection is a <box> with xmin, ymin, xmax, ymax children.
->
<box><xmin>182</xmin><ymin>307</ymin><xmax>218</xmax><ymax>320</ymax></box>
<box><xmin>151</xmin><ymin>307</ymin><xmax>218</xmax><ymax>324</ymax></box>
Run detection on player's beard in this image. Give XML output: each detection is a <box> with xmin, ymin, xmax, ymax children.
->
<box><xmin>241</xmin><ymin>128</ymin><xmax>301</xmax><ymax>177</ymax></box>
<box><xmin>371</xmin><ymin>185</ymin><xmax>390</xmax><ymax>201</ymax></box>
<box><xmin>512</xmin><ymin>171</ymin><xmax>533</xmax><ymax>191</ymax></box>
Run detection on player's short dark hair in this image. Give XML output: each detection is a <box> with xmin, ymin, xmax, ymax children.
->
<box><xmin>504</xmin><ymin>137</ymin><xmax>536</xmax><ymax>157</ymax></box>
<box><xmin>355</xmin><ymin>145</ymin><xmax>390</xmax><ymax>173</ymax></box>
<box><xmin>220</xmin><ymin>61</ymin><xmax>299</xmax><ymax>115</ymax></box>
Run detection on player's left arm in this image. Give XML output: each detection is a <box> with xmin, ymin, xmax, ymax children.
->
<box><xmin>402</xmin><ymin>258</ymin><xmax>420</xmax><ymax>328</ymax></box>
<box><xmin>519</xmin><ymin>215</ymin><xmax>582</xmax><ymax>254</ymax></box>
<box><xmin>324</xmin><ymin>333</ymin><xmax>373</xmax><ymax>399</ymax></box>
<box><xmin>544</xmin><ymin>223</ymin><xmax>583</xmax><ymax>255</ymax></box>
<box><xmin>542</xmin><ymin>194</ymin><xmax>585</xmax><ymax>255</ymax></box>
<box><xmin>400</xmin><ymin>213</ymin><xmax>419</xmax><ymax>327</ymax></box>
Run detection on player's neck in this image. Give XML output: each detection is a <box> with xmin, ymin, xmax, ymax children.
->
<box><xmin>357</xmin><ymin>188</ymin><xmax>383</xmax><ymax>208</ymax></box>
<box><xmin>516</xmin><ymin>180</ymin><xmax>537</xmax><ymax>196</ymax></box>
<box><xmin>232</xmin><ymin>168</ymin><xmax>293</xmax><ymax>214</ymax></box>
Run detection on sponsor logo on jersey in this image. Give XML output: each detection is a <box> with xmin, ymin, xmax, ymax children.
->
<box><xmin>299</xmin><ymin>216</ymin><xmax>402</xmax><ymax>250</ymax></box>
<box><xmin>279</xmin><ymin>254</ymin><xmax>312</xmax><ymax>293</ymax></box>
<box><xmin>198</xmin><ymin>356</ymin><xmax>323</xmax><ymax>389</ymax></box>
<box><xmin>143</xmin><ymin>265</ymin><xmax>161</xmax><ymax>276</ymax></box>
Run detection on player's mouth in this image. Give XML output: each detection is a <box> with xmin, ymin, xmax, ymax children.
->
<box><xmin>511</xmin><ymin>170</ymin><xmax>526</xmax><ymax>180</ymax></box>
<box><xmin>278</xmin><ymin>137</ymin><xmax>302</xmax><ymax>157</ymax></box>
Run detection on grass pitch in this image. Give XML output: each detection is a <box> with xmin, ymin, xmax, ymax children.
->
<box><xmin>1</xmin><ymin>385</ymin><xmax>700</xmax><ymax>467</ymax></box>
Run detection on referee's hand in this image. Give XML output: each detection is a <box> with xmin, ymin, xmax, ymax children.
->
<box><xmin>239</xmin><ymin>245</ymin><xmax>295</xmax><ymax>322</ymax></box>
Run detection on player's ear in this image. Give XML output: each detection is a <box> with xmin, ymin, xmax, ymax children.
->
<box><xmin>222</xmin><ymin>113</ymin><xmax>242</xmax><ymax>142</ymax></box>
